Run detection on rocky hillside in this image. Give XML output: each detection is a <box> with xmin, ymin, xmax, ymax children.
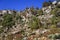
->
<box><xmin>0</xmin><ymin>0</ymin><xmax>60</xmax><ymax>40</ymax></box>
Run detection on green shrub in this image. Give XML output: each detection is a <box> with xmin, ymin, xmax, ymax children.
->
<box><xmin>28</xmin><ymin>16</ymin><xmax>40</xmax><ymax>29</ymax></box>
<box><xmin>2</xmin><ymin>14</ymin><xmax>15</xmax><ymax>28</ymax></box>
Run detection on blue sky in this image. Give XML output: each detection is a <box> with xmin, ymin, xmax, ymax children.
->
<box><xmin>0</xmin><ymin>0</ymin><xmax>54</xmax><ymax>10</ymax></box>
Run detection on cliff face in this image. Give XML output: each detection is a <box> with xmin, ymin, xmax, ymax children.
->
<box><xmin>0</xmin><ymin>0</ymin><xmax>60</xmax><ymax>40</ymax></box>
